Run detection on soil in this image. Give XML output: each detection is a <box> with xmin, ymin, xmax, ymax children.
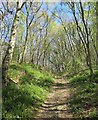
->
<box><xmin>34</xmin><ymin>77</ymin><xmax>73</xmax><ymax>118</ymax></box>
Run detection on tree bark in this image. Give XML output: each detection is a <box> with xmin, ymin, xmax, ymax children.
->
<box><xmin>96</xmin><ymin>1</ymin><xmax>98</xmax><ymax>68</ymax></box>
<box><xmin>80</xmin><ymin>2</ymin><xmax>93</xmax><ymax>80</ymax></box>
<box><xmin>20</xmin><ymin>3</ymin><xmax>42</xmax><ymax>64</ymax></box>
<box><xmin>69</xmin><ymin>2</ymin><xmax>93</xmax><ymax>81</ymax></box>
<box><xmin>2</xmin><ymin>2</ymin><xmax>25</xmax><ymax>86</ymax></box>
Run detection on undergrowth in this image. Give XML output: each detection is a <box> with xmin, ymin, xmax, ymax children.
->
<box><xmin>2</xmin><ymin>63</ymin><xmax>54</xmax><ymax>118</ymax></box>
<box><xmin>68</xmin><ymin>69</ymin><xmax>98</xmax><ymax>118</ymax></box>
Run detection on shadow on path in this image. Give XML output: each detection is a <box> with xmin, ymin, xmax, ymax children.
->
<box><xmin>34</xmin><ymin>77</ymin><xmax>73</xmax><ymax>118</ymax></box>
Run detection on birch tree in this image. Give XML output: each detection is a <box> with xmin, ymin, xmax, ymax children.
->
<box><xmin>2</xmin><ymin>2</ymin><xmax>25</xmax><ymax>86</ymax></box>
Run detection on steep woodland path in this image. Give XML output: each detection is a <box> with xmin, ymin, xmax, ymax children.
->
<box><xmin>34</xmin><ymin>77</ymin><xmax>73</xmax><ymax>118</ymax></box>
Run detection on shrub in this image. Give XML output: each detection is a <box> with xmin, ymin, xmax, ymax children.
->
<box><xmin>70</xmin><ymin>75</ymin><xmax>88</xmax><ymax>83</ymax></box>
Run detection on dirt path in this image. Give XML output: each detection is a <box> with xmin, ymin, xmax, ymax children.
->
<box><xmin>35</xmin><ymin>77</ymin><xmax>73</xmax><ymax>118</ymax></box>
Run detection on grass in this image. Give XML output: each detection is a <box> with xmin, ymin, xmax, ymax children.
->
<box><xmin>2</xmin><ymin>63</ymin><xmax>54</xmax><ymax>118</ymax></box>
<box><xmin>68</xmin><ymin>69</ymin><xmax>98</xmax><ymax>118</ymax></box>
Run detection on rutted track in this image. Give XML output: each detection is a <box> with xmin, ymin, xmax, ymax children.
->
<box><xmin>34</xmin><ymin>77</ymin><xmax>73</xmax><ymax>118</ymax></box>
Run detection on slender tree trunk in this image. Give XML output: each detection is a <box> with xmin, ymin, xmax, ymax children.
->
<box><xmin>2</xmin><ymin>2</ymin><xmax>25</xmax><ymax>86</ymax></box>
<box><xmin>2</xmin><ymin>3</ymin><xmax>19</xmax><ymax>86</ymax></box>
<box><xmin>36</xmin><ymin>48</ymin><xmax>39</xmax><ymax>65</ymax></box>
<box><xmin>42</xmin><ymin>51</ymin><xmax>46</xmax><ymax>67</ymax></box>
<box><xmin>19</xmin><ymin>3</ymin><xmax>42</xmax><ymax>64</ymax></box>
<box><xmin>70</xmin><ymin>2</ymin><xmax>93</xmax><ymax>81</ymax></box>
<box><xmin>96</xmin><ymin>1</ymin><xmax>98</xmax><ymax>68</ymax></box>
<box><xmin>31</xmin><ymin>52</ymin><xmax>34</xmax><ymax>64</ymax></box>
<box><xmin>20</xmin><ymin>28</ymin><xmax>28</xmax><ymax>63</ymax></box>
<box><xmin>80</xmin><ymin>2</ymin><xmax>93</xmax><ymax>80</ymax></box>
<box><xmin>19</xmin><ymin>12</ymin><xmax>29</xmax><ymax>64</ymax></box>
<box><xmin>86</xmin><ymin>44</ymin><xmax>93</xmax><ymax>81</ymax></box>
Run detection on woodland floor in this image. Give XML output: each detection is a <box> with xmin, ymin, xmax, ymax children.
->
<box><xmin>34</xmin><ymin>77</ymin><xmax>73</xmax><ymax>118</ymax></box>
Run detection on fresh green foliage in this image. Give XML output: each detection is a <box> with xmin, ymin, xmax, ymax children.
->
<box><xmin>69</xmin><ymin>75</ymin><xmax>88</xmax><ymax>83</ymax></box>
<box><xmin>3</xmin><ymin>63</ymin><xmax>54</xmax><ymax>118</ymax></box>
<box><xmin>68</xmin><ymin>70</ymin><xmax>98</xmax><ymax>118</ymax></box>
<box><xmin>2</xmin><ymin>2</ymin><xmax>98</xmax><ymax>119</ymax></box>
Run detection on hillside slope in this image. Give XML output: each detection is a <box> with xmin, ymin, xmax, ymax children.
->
<box><xmin>3</xmin><ymin>63</ymin><xmax>54</xmax><ymax>118</ymax></box>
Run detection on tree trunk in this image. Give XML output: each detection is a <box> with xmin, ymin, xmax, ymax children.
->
<box><xmin>2</xmin><ymin>2</ymin><xmax>25</xmax><ymax>86</ymax></box>
<box><xmin>86</xmin><ymin>45</ymin><xmax>93</xmax><ymax>81</ymax></box>
<box><xmin>96</xmin><ymin>1</ymin><xmax>98</xmax><ymax>68</ymax></box>
<box><xmin>71</xmin><ymin>2</ymin><xmax>93</xmax><ymax>81</ymax></box>
<box><xmin>19</xmin><ymin>15</ymin><xmax>29</xmax><ymax>64</ymax></box>
<box><xmin>20</xmin><ymin>32</ymin><xmax>28</xmax><ymax>63</ymax></box>
<box><xmin>42</xmin><ymin>51</ymin><xmax>46</xmax><ymax>67</ymax></box>
<box><xmin>2</xmin><ymin>4</ymin><xmax>19</xmax><ymax>86</ymax></box>
<box><xmin>80</xmin><ymin>1</ymin><xmax>94</xmax><ymax>80</ymax></box>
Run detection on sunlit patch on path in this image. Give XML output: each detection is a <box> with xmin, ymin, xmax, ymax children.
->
<box><xmin>34</xmin><ymin>77</ymin><xmax>73</xmax><ymax>118</ymax></box>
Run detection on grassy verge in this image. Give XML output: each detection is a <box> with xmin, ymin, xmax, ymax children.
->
<box><xmin>68</xmin><ymin>70</ymin><xmax>98</xmax><ymax>118</ymax></box>
<box><xmin>2</xmin><ymin>63</ymin><xmax>54</xmax><ymax>118</ymax></box>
